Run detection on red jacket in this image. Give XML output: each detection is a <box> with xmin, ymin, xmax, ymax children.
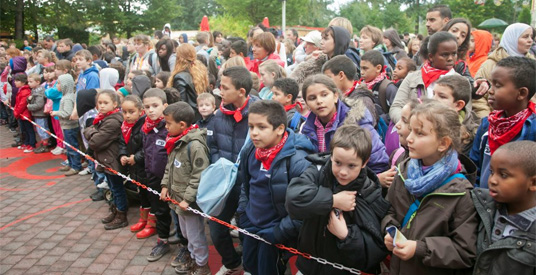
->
<box><xmin>14</xmin><ymin>85</ymin><xmax>32</xmax><ymax>120</ymax></box>
<box><xmin>249</xmin><ymin>53</ymin><xmax>286</xmax><ymax>76</ymax></box>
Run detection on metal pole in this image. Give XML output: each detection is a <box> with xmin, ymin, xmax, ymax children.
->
<box><xmin>282</xmin><ymin>0</ymin><xmax>286</xmax><ymax>38</ymax></box>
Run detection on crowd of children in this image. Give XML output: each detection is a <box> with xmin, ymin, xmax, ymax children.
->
<box><xmin>1</xmin><ymin>6</ymin><xmax>535</xmax><ymax>275</ymax></box>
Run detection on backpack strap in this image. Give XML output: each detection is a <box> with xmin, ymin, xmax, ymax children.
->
<box><xmin>378</xmin><ymin>78</ymin><xmax>391</xmax><ymax>114</ymax></box>
<box><xmin>391</xmin><ymin>147</ymin><xmax>405</xmax><ymax>167</ymax></box>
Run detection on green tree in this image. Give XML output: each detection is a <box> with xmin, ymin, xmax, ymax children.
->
<box><xmin>172</xmin><ymin>0</ymin><xmax>221</xmax><ymax>30</ymax></box>
<box><xmin>216</xmin><ymin>0</ymin><xmax>310</xmax><ymax>26</ymax></box>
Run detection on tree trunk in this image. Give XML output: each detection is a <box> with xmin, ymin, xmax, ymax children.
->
<box><xmin>15</xmin><ymin>0</ymin><xmax>24</xmax><ymax>40</ymax></box>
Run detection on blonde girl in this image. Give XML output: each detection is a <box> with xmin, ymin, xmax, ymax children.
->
<box><xmin>258</xmin><ymin>59</ymin><xmax>286</xmax><ymax>100</ymax></box>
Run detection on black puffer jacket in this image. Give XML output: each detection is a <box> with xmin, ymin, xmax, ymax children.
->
<box><xmin>172</xmin><ymin>71</ymin><xmax>201</xmax><ymax>121</ymax></box>
<box><xmin>118</xmin><ymin>115</ymin><xmax>147</xmax><ymax>183</ymax></box>
<box><xmin>286</xmin><ymin>154</ymin><xmax>390</xmax><ymax>275</ymax></box>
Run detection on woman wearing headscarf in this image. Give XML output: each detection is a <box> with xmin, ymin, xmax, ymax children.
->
<box><xmin>473</xmin><ymin>23</ymin><xmax>534</xmax><ymax>118</ymax></box>
<box><xmin>383</xmin><ymin>28</ymin><xmax>408</xmax><ymax>61</ymax></box>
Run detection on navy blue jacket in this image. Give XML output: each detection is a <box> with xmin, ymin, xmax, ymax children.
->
<box><xmin>207</xmin><ymin>96</ymin><xmax>259</xmax><ymax>163</ymax></box>
<box><xmin>237</xmin><ymin>130</ymin><xmax>315</xmax><ymax>243</ymax></box>
<box><xmin>142</xmin><ymin>120</ymin><xmax>168</xmax><ymax>180</ymax></box>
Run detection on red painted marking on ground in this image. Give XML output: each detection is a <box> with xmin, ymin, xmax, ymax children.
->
<box><xmin>0</xmin><ymin>148</ymin><xmax>65</xmax><ymax>180</ymax></box>
<box><xmin>0</xmin><ymin>198</ymin><xmax>92</xmax><ymax>231</ymax></box>
<box><xmin>0</xmin><ymin>181</ymin><xmax>57</xmax><ymax>191</ymax></box>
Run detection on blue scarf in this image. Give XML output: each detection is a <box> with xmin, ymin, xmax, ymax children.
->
<box><xmin>405</xmin><ymin>149</ymin><xmax>459</xmax><ymax>198</ymax></box>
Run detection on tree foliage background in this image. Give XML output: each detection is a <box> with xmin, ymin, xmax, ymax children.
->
<box><xmin>0</xmin><ymin>0</ymin><xmax>532</xmax><ymax>43</ymax></box>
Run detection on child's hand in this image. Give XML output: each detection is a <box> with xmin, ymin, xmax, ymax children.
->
<box><xmin>128</xmin><ymin>155</ymin><xmax>136</xmax><ymax>165</ymax></box>
<box><xmin>50</xmin><ymin>111</ymin><xmax>56</xmax><ymax>116</ymax></box>
<box><xmin>120</xmin><ymin>156</ymin><xmax>128</xmax><ymax>166</ymax></box>
<box><xmin>378</xmin><ymin>167</ymin><xmax>397</xmax><ymax>188</ymax></box>
<box><xmin>384</xmin><ymin>233</ymin><xmax>395</xmax><ymax>251</ymax></box>
<box><xmin>160</xmin><ymin>187</ymin><xmax>170</xmax><ymax>201</ymax></box>
<box><xmin>27</xmin><ymin>96</ymin><xmax>33</xmax><ymax>101</ymax></box>
<box><xmin>474</xmin><ymin>79</ymin><xmax>490</xmax><ymax>96</ymax></box>
<box><xmin>393</xmin><ymin>240</ymin><xmax>417</xmax><ymax>261</ymax></box>
<box><xmin>333</xmin><ymin>191</ymin><xmax>357</xmax><ymax>211</ymax></box>
<box><xmin>179</xmin><ymin>201</ymin><xmax>189</xmax><ymax>211</ymax></box>
<box><xmin>327</xmin><ymin>210</ymin><xmax>348</xmax><ymax>240</ymax></box>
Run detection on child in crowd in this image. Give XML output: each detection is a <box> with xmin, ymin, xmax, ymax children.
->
<box><xmin>300</xmin><ymin>74</ymin><xmax>388</xmax><ymax>173</ymax></box>
<box><xmin>141</xmin><ymin>88</ymin><xmax>172</xmax><ymax>261</ymax></box>
<box><xmin>360</xmin><ymin>50</ymin><xmax>398</xmax><ymax>122</ymax></box>
<box><xmin>286</xmin><ymin>124</ymin><xmax>390</xmax><ymax>274</ymax></box>
<box><xmin>13</xmin><ymin>73</ymin><xmax>35</xmax><ymax>152</ymax></box>
<box><xmin>472</xmin><ymin>141</ymin><xmax>536</xmax><ymax>274</ymax></box>
<box><xmin>118</xmin><ymin>95</ymin><xmax>148</xmax><ymax>233</ymax></box>
<box><xmin>207</xmin><ymin>66</ymin><xmax>259</xmax><ymax>274</ymax></box>
<box><xmin>258</xmin><ymin>60</ymin><xmax>287</xmax><ymax>100</ymax></box>
<box><xmin>83</xmin><ymin>90</ymin><xmax>127</xmax><ymax>230</ymax></box>
<box><xmin>392</xmin><ymin>57</ymin><xmax>417</xmax><ymax>87</ymax></box>
<box><xmin>433</xmin><ymin>74</ymin><xmax>480</xmax><ymax>156</ymax></box>
<box><xmin>26</xmin><ymin>73</ymin><xmax>50</xmax><ymax>153</ymax></box>
<box><xmin>470</xmin><ymin>57</ymin><xmax>536</xmax><ymax>188</ymax></box>
<box><xmin>237</xmin><ymin>100</ymin><xmax>314</xmax><ymax>275</ymax></box>
<box><xmin>382</xmin><ymin>100</ymin><xmax>478</xmax><ymax>274</ymax></box>
<box><xmin>50</xmin><ymin>74</ymin><xmax>81</xmax><ymax>176</ymax></box>
<box><xmin>160</xmin><ymin>102</ymin><xmax>210</xmax><ymax>275</ymax></box>
<box><xmin>230</xmin><ymin>40</ymin><xmax>252</xmax><ymax>70</ymax></box>
<box><xmin>36</xmin><ymin>49</ymin><xmax>57</xmax><ymax>68</ymax></box>
<box><xmin>45</xmin><ymin>66</ymin><xmax>64</xmax><ymax>155</ymax></box>
<box><xmin>154</xmin><ymin>71</ymin><xmax>170</xmax><ymax>89</ymax></box>
<box><xmin>271</xmin><ymin>78</ymin><xmax>305</xmax><ymax>132</ymax></box>
<box><xmin>75</xmin><ymin>50</ymin><xmax>100</xmax><ymax>91</ymax></box>
<box><xmin>196</xmin><ymin>92</ymin><xmax>215</xmax><ymax>129</ymax></box>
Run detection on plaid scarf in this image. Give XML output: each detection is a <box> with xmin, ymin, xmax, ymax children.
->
<box><xmin>363</xmin><ymin>70</ymin><xmax>387</xmax><ymax>91</ymax></box>
<box><xmin>421</xmin><ymin>61</ymin><xmax>451</xmax><ymax>88</ymax></box>
<box><xmin>142</xmin><ymin>116</ymin><xmax>164</xmax><ymax>134</ymax></box>
<box><xmin>219</xmin><ymin>97</ymin><xmax>250</xmax><ymax>123</ymax></box>
<box><xmin>314</xmin><ymin>111</ymin><xmax>337</xmax><ymax>152</ymax></box>
<box><xmin>93</xmin><ymin>108</ymin><xmax>120</xmax><ymax>125</ymax></box>
<box><xmin>255</xmin><ymin>131</ymin><xmax>289</xmax><ymax>170</ymax></box>
<box><xmin>164</xmin><ymin>124</ymin><xmax>199</xmax><ymax>154</ymax></box>
<box><xmin>488</xmin><ymin>102</ymin><xmax>535</xmax><ymax>154</ymax></box>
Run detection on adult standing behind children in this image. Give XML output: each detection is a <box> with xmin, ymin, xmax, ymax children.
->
<box><xmin>168</xmin><ymin>43</ymin><xmax>209</xmax><ymax>122</ymax></box>
<box><xmin>154</xmin><ymin>38</ymin><xmax>176</xmax><ymax>74</ymax></box>
<box><xmin>207</xmin><ymin>66</ymin><xmax>259</xmax><ymax>275</ymax></box>
<box><xmin>249</xmin><ymin>32</ymin><xmax>285</xmax><ymax>76</ymax></box>
<box><xmin>383</xmin><ymin>28</ymin><xmax>409</xmax><ymax>61</ymax></box>
<box><xmin>425</xmin><ymin>5</ymin><xmax>451</xmax><ymax>35</ymax></box>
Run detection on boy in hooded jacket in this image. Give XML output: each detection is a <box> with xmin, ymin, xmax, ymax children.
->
<box><xmin>74</xmin><ymin>50</ymin><xmax>100</xmax><ymax>91</ymax></box>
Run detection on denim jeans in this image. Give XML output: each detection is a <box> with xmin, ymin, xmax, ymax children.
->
<box><xmin>106</xmin><ymin>173</ymin><xmax>128</xmax><ymax>212</ymax></box>
<box><xmin>35</xmin><ymin>117</ymin><xmax>50</xmax><ymax>140</ymax></box>
<box><xmin>63</xmin><ymin>127</ymin><xmax>81</xmax><ymax>171</ymax></box>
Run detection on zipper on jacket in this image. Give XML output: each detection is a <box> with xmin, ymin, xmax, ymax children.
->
<box><xmin>406</xmin><ymin>192</ymin><xmax>466</xmax><ymax>229</ymax></box>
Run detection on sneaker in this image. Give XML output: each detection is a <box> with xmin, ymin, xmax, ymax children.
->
<box><xmin>173</xmin><ymin>249</ymin><xmax>192</xmax><ymax>273</ymax></box>
<box><xmin>81</xmin><ymin>161</ymin><xmax>89</xmax><ymax>168</ymax></box>
<box><xmin>59</xmin><ymin>165</ymin><xmax>71</xmax><ymax>172</ymax></box>
<box><xmin>147</xmin><ymin>239</ymin><xmax>170</xmax><ymax>262</ymax></box>
<box><xmin>78</xmin><ymin>167</ymin><xmax>91</xmax><ymax>175</ymax></box>
<box><xmin>96</xmin><ymin>181</ymin><xmax>109</xmax><ymax>189</ymax></box>
<box><xmin>191</xmin><ymin>263</ymin><xmax>211</xmax><ymax>275</ymax></box>
<box><xmin>60</xmin><ymin>160</ymin><xmax>69</xmax><ymax>166</ymax></box>
<box><xmin>51</xmin><ymin>146</ymin><xmax>63</xmax><ymax>155</ymax></box>
<box><xmin>11</xmin><ymin>141</ymin><xmax>22</xmax><ymax>147</ymax></box>
<box><xmin>64</xmin><ymin>168</ymin><xmax>80</xmax><ymax>176</ymax></box>
<box><xmin>33</xmin><ymin>145</ymin><xmax>49</xmax><ymax>154</ymax></box>
<box><xmin>171</xmin><ymin>244</ymin><xmax>189</xmax><ymax>267</ymax></box>
<box><xmin>90</xmin><ymin>190</ymin><xmax>105</xmax><ymax>201</ymax></box>
<box><xmin>215</xmin><ymin>265</ymin><xmax>244</xmax><ymax>275</ymax></box>
<box><xmin>23</xmin><ymin>146</ymin><xmax>35</xmax><ymax>153</ymax></box>
<box><xmin>9</xmin><ymin>128</ymin><xmax>17</xmax><ymax>133</ymax></box>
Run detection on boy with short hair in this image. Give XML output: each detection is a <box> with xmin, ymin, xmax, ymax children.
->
<box><xmin>207</xmin><ymin>66</ymin><xmax>259</xmax><ymax>274</ymax></box>
<box><xmin>237</xmin><ymin>100</ymin><xmax>314</xmax><ymax>275</ymax></box>
<box><xmin>160</xmin><ymin>102</ymin><xmax>211</xmax><ymax>275</ymax></box>
<box><xmin>26</xmin><ymin>73</ymin><xmax>50</xmax><ymax>153</ymax></box>
<box><xmin>13</xmin><ymin>73</ymin><xmax>36</xmax><ymax>152</ymax></box>
<box><xmin>470</xmin><ymin>57</ymin><xmax>536</xmax><ymax>188</ymax></box>
<box><xmin>434</xmin><ymin>74</ymin><xmax>480</xmax><ymax>155</ymax></box>
<box><xmin>360</xmin><ymin>50</ymin><xmax>398</xmax><ymax>122</ymax></box>
<box><xmin>271</xmin><ymin>78</ymin><xmax>305</xmax><ymax>132</ymax></box>
<box><xmin>322</xmin><ymin>55</ymin><xmax>359</xmax><ymax>98</ymax></box>
<box><xmin>230</xmin><ymin>40</ymin><xmax>252</xmax><ymax>71</ymax></box>
<box><xmin>74</xmin><ymin>50</ymin><xmax>100</xmax><ymax>91</ymax></box>
<box><xmin>141</xmin><ymin>88</ymin><xmax>172</xmax><ymax>261</ymax></box>
<box><xmin>196</xmin><ymin>93</ymin><xmax>215</xmax><ymax>129</ymax></box>
<box><xmin>286</xmin><ymin>124</ymin><xmax>390</xmax><ymax>274</ymax></box>
<box><xmin>87</xmin><ymin>45</ymin><xmax>108</xmax><ymax>69</ymax></box>
<box><xmin>472</xmin><ymin>141</ymin><xmax>536</xmax><ymax>274</ymax></box>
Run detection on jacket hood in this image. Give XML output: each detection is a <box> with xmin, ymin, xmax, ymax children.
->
<box><xmin>330</xmin><ymin>26</ymin><xmax>350</xmax><ymax>57</ymax></box>
<box><xmin>342</xmin><ymin>98</ymin><xmax>374</xmax><ymax>128</ymax></box>
<box><xmin>163</xmin><ymin>23</ymin><xmax>171</xmax><ymax>31</ymax></box>
<box><xmin>76</xmin><ymin>89</ymin><xmax>97</xmax><ymax>116</ymax></box>
<box><xmin>132</xmin><ymin>75</ymin><xmax>152</xmax><ymax>97</ymax></box>
<box><xmin>180</xmin><ymin>33</ymin><xmax>188</xmax><ymax>43</ymax></box>
<box><xmin>10</xmin><ymin>56</ymin><xmax>27</xmax><ymax>74</ymax></box>
<box><xmin>176</xmin><ymin>128</ymin><xmax>207</xmax><ymax>149</ymax></box>
<box><xmin>99</xmin><ymin>68</ymin><xmax>119</xmax><ymax>90</ymax></box>
<box><xmin>57</xmin><ymin>74</ymin><xmax>75</xmax><ymax>95</ymax></box>
<box><xmin>383</xmin><ymin>29</ymin><xmax>405</xmax><ymax>49</ymax></box>
<box><xmin>468</xmin><ymin>30</ymin><xmax>493</xmax><ymax>76</ymax></box>
<box><xmin>82</xmin><ymin>65</ymin><xmax>99</xmax><ymax>76</ymax></box>
<box><xmin>281</xmin><ymin>130</ymin><xmax>316</xmax><ymax>157</ymax></box>
<box><xmin>72</xmin><ymin>44</ymin><xmax>83</xmax><ymax>53</ymax></box>
<box><xmin>32</xmin><ymin>86</ymin><xmax>45</xmax><ymax>95</ymax></box>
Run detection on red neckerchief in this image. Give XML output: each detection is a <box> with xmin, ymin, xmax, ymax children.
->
<box><xmin>121</xmin><ymin>120</ymin><xmax>136</xmax><ymax>144</ymax></box>
<box><xmin>488</xmin><ymin>102</ymin><xmax>535</xmax><ymax>155</ymax></box>
<box><xmin>142</xmin><ymin>116</ymin><xmax>164</xmax><ymax>134</ymax></box>
<box><xmin>421</xmin><ymin>61</ymin><xmax>450</xmax><ymax>88</ymax></box>
<box><xmin>344</xmin><ymin>80</ymin><xmax>360</xmax><ymax>97</ymax></box>
<box><xmin>93</xmin><ymin>108</ymin><xmax>120</xmax><ymax>125</ymax></box>
<box><xmin>219</xmin><ymin>97</ymin><xmax>250</xmax><ymax>123</ymax></box>
<box><xmin>255</xmin><ymin>131</ymin><xmax>289</xmax><ymax>170</ymax></box>
<box><xmin>363</xmin><ymin>70</ymin><xmax>387</xmax><ymax>91</ymax></box>
<box><xmin>284</xmin><ymin>102</ymin><xmax>303</xmax><ymax>112</ymax></box>
<box><xmin>165</xmin><ymin>124</ymin><xmax>199</xmax><ymax>154</ymax></box>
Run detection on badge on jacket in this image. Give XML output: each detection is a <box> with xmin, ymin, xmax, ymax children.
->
<box><xmin>207</xmin><ymin>130</ymin><xmax>213</xmax><ymax>136</ymax></box>
<box><xmin>156</xmin><ymin>139</ymin><xmax>165</xmax><ymax>146</ymax></box>
<box><xmin>174</xmin><ymin>159</ymin><xmax>181</xmax><ymax>168</ymax></box>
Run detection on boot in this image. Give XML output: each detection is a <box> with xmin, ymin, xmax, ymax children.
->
<box><xmin>104</xmin><ymin>210</ymin><xmax>128</xmax><ymax>230</ymax></box>
<box><xmin>130</xmin><ymin>207</ymin><xmax>150</xmax><ymax>232</ymax></box>
<box><xmin>136</xmin><ymin>213</ymin><xmax>157</xmax><ymax>239</ymax></box>
<box><xmin>101</xmin><ymin>204</ymin><xmax>117</xmax><ymax>224</ymax></box>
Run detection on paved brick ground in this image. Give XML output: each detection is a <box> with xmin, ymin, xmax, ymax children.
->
<box><xmin>0</xmin><ymin>128</ymin><xmax>226</xmax><ymax>274</ymax></box>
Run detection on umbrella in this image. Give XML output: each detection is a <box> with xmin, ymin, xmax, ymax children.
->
<box><xmin>200</xmin><ymin>15</ymin><xmax>210</xmax><ymax>32</ymax></box>
<box><xmin>478</xmin><ymin>18</ymin><xmax>508</xmax><ymax>29</ymax></box>
<box><xmin>262</xmin><ymin>17</ymin><xmax>270</xmax><ymax>28</ymax></box>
